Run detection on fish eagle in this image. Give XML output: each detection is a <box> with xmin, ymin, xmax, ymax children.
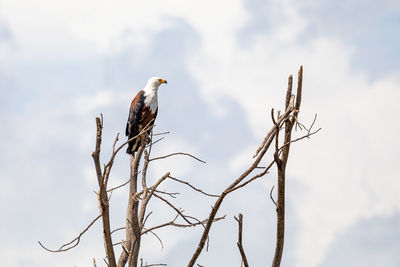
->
<box><xmin>125</xmin><ymin>77</ymin><xmax>167</xmax><ymax>155</ymax></box>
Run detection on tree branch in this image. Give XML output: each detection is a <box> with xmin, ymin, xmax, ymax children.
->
<box><xmin>271</xmin><ymin>65</ymin><xmax>303</xmax><ymax>267</ymax></box>
<box><xmin>92</xmin><ymin>117</ymin><xmax>117</xmax><ymax>267</ymax></box>
<box><xmin>150</xmin><ymin>152</ymin><xmax>206</xmax><ymax>164</ymax></box>
<box><xmin>234</xmin><ymin>214</ymin><xmax>249</xmax><ymax>267</ymax></box>
<box><xmin>168</xmin><ymin>176</ymin><xmax>219</xmax><ymax>198</ymax></box>
<box><xmin>118</xmin><ymin>147</ymin><xmax>144</xmax><ymax>267</ymax></box>
<box><xmin>188</xmin><ymin>93</ymin><xmax>295</xmax><ymax>267</ymax></box>
<box><xmin>38</xmin><ymin>214</ymin><xmax>102</xmax><ymax>252</ymax></box>
<box><xmin>142</xmin><ymin>215</ymin><xmax>226</xmax><ymax>235</ymax></box>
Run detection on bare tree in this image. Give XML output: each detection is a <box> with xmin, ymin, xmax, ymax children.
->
<box><xmin>39</xmin><ymin>66</ymin><xmax>319</xmax><ymax>267</ymax></box>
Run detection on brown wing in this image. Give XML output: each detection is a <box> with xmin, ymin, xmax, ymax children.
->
<box><xmin>126</xmin><ymin>90</ymin><xmax>145</xmax><ymax>137</ymax></box>
<box><xmin>126</xmin><ymin>90</ymin><xmax>145</xmax><ymax>154</ymax></box>
<box><xmin>140</xmin><ymin>106</ymin><xmax>158</xmax><ymax>131</ymax></box>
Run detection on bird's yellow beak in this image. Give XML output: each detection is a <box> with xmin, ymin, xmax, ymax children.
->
<box><xmin>159</xmin><ymin>78</ymin><xmax>167</xmax><ymax>84</ymax></box>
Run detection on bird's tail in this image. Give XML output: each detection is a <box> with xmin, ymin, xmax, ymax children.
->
<box><xmin>126</xmin><ymin>142</ymin><xmax>134</xmax><ymax>155</ymax></box>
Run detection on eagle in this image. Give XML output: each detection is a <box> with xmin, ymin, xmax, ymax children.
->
<box><xmin>125</xmin><ymin>77</ymin><xmax>167</xmax><ymax>155</ymax></box>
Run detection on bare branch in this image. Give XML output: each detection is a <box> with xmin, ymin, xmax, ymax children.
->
<box><xmin>141</xmin><ymin>214</ymin><xmax>179</xmax><ymax>235</ymax></box>
<box><xmin>253</xmin><ymin>96</ymin><xmax>295</xmax><ymax>159</ymax></box>
<box><xmin>153</xmin><ymin>193</ymin><xmax>192</xmax><ymax>224</ymax></box>
<box><xmin>271</xmin><ymin>108</ymin><xmax>277</xmax><ymax>125</ymax></box>
<box><xmin>142</xmin><ymin>150</ymin><xmax>150</xmax><ymax>192</ymax></box>
<box><xmin>112</xmin><ymin>133</ymin><xmax>120</xmax><ymax>154</ymax></box>
<box><xmin>142</xmin><ymin>215</ymin><xmax>226</xmax><ymax>235</ymax></box>
<box><xmin>146</xmin><ymin>137</ymin><xmax>165</xmax><ymax>148</ymax></box>
<box><xmin>150</xmin><ymin>152</ymin><xmax>206</xmax><ymax>164</ymax></box>
<box><xmin>154</xmin><ymin>189</ymin><xmax>180</xmax><ymax>198</ymax></box>
<box><xmin>272</xmin><ymin>65</ymin><xmax>305</xmax><ymax>267</ymax></box>
<box><xmin>228</xmin><ymin>159</ymin><xmax>275</xmax><ymax>193</ymax></box>
<box><xmin>284</xmin><ymin>76</ymin><xmax>293</xmax><ymax>113</ymax></box>
<box><xmin>118</xmin><ymin>147</ymin><xmax>144</xmax><ymax>267</ymax></box>
<box><xmin>111</xmin><ymin>227</ymin><xmax>126</xmax><ymax>235</ymax></box>
<box><xmin>294</xmin><ymin>66</ymin><xmax>303</xmax><ymax>118</ymax></box>
<box><xmin>270</xmin><ymin>186</ymin><xmax>277</xmax><ymax>208</ymax></box>
<box><xmin>143</xmin><ymin>211</ymin><xmax>153</xmax><ymax>227</ymax></box>
<box><xmin>307</xmin><ymin>113</ymin><xmax>318</xmax><ymax>133</ymax></box>
<box><xmin>121</xmin><ymin>242</ymin><xmax>129</xmax><ymax>255</ymax></box>
<box><xmin>92</xmin><ymin>117</ymin><xmax>117</xmax><ymax>267</ymax></box>
<box><xmin>168</xmin><ymin>176</ymin><xmax>219</xmax><ymax>197</ymax></box>
<box><xmin>279</xmin><ymin>127</ymin><xmax>321</xmax><ymax>151</ymax></box>
<box><xmin>107</xmin><ymin>178</ymin><xmax>131</xmax><ymax>193</ymax></box>
<box><xmin>235</xmin><ymin>214</ymin><xmax>249</xmax><ymax>267</ymax></box>
<box><xmin>38</xmin><ymin>214</ymin><xmax>101</xmax><ymax>252</ymax></box>
<box><xmin>138</xmin><ymin>172</ymin><xmax>171</xmax><ymax>227</ymax></box>
<box><xmin>152</xmin><ymin>131</ymin><xmax>170</xmax><ymax>136</ymax></box>
<box><xmin>142</xmin><ymin>228</ymin><xmax>164</xmax><ymax>250</ymax></box>
<box><xmin>253</xmin><ymin>126</ymin><xmax>276</xmax><ymax>158</ymax></box>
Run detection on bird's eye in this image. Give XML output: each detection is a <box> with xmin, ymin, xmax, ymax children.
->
<box><xmin>158</xmin><ymin>79</ymin><xmax>162</xmax><ymax>82</ymax></box>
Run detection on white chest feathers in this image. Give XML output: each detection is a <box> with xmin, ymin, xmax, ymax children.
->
<box><xmin>144</xmin><ymin>91</ymin><xmax>158</xmax><ymax>113</ymax></box>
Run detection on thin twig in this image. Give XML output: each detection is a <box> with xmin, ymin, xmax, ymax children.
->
<box><xmin>107</xmin><ymin>178</ymin><xmax>131</xmax><ymax>193</ymax></box>
<box><xmin>228</xmin><ymin>159</ymin><xmax>275</xmax><ymax>193</ymax></box>
<box><xmin>38</xmin><ymin>214</ymin><xmax>102</xmax><ymax>252</ymax></box>
<box><xmin>146</xmin><ymin>137</ymin><xmax>165</xmax><ymax>148</ymax></box>
<box><xmin>142</xmin><ymin>215</ymin><xmax>226</xmax><ymax>235</ymax></box>
<box><xmin>153</xmin><ymin>193</ymin><xmax>192</xmax><ymax>224</ymax></box>
<box><xmin>235</xmin><ymin>214</ymin><xmax>249</xmax><ymax>267</ymax></box>
<box><xmin>138</xmin><ymin>172</ymin><xmax>170</xmax><ymax>227</ymax></box>
<box><xmin>152</xmin><ymin>131</ymin><xmax>170</xmax><ymax>136</ymax></box>
<box><xmin>150</xmin><ymin>152</ymin><xmax>206</xmax><ymax>164</ymax></box>
<box><xmin>168</xmin><ymin>176</ymin><xmax>219</xmax><ymax>197</ymax></box>
<box><xmin>154</xmin><ymin>189</ymin><xmax>180</xmax><ymax>198</ymax></box>
<box><xmin>143</xmin><ymin>211</ymin><xmax>153</xmax><ymax>226</ymax></box>
<box><xmin>278</xmin><ymin>127</ymin><xmax>321</xmax><ymax>152</ymax></box>
<box><xmin>270</xmin><ymin>185</ymin><xmax>277</xmax><ymax>207</ymax></box>
<box><xmin>111</xmin><ymin>227</ymin><xmax>126</xmax><ymax>235</ymax></box>
<box><xmin>142</xmin><ymin>228</ymin><xmax>164</xmax><ymax>250</ymax></box>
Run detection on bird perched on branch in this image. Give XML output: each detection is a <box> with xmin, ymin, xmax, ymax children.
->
<box><xmin>125</xmin><ymin>77</ymin><xmax>167</xmax><ymax>156</ymax></box>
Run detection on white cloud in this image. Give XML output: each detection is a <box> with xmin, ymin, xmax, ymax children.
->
<box><xmin>74</xmin><ymin>90</ymin><xmax>128</xmax><ymax>115</ymax></box>
<box><xmin>2</xmin><ymin>0</ymin><xmax>247</xmax><ymax>56</ymax></box>
<box><xmin>0</xmin><ymin>176</ymin><xmax>15</xmax><ymax>199</ymax></box>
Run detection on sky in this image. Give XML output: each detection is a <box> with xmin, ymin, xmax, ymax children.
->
<box><xmin>1</xmin><ymin>0</ymin><xmax>400</xmax><ymax>266</ymax></box>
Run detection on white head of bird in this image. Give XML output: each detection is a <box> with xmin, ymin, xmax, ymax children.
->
<box><xmin>144</xmin><ymin>77</ymin><xmax>168</xmax><ymax>93</ymax></box>
<box><xmin>143</xmin><ymin>77</ymin><xmax>167</xmax><ymax>112</ymax></box>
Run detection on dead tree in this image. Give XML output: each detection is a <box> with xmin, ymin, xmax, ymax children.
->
<box><xmin>39</xmin><ymin>116</ymin><xmax>223</xmax><ymax>267</ymax></box>
<box><xmin>38</xmin><ymin>66</ymin><xmax>319</xmax><ymax>267</ymax></box>
<box><xmin>187</xmin><ymin>66</ymin><xmax>319</xmax><ymax>266</ymax></box>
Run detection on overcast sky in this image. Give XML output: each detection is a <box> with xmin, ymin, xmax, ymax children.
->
<box><xmin>1</xmin><ymin>0</ymin><xmax>400</xmax><ymax>266</ymax></box>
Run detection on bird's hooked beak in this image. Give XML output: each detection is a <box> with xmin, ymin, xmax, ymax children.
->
<box><xmin>159</xmin><ymin>78</ymin><xmax>167</xmax><ymax>84</ymax></box>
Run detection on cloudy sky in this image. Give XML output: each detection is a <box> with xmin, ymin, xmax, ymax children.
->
<box><xmin>1</xmin><ymin>0</ymin><xmax>400</xmax><ymax>266</ymax></box>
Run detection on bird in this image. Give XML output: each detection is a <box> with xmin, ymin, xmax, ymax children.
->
<box><xmin>125</xmin><ymin>77</ymin><xmax>167</xmax><ymax>156</ymax></box>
